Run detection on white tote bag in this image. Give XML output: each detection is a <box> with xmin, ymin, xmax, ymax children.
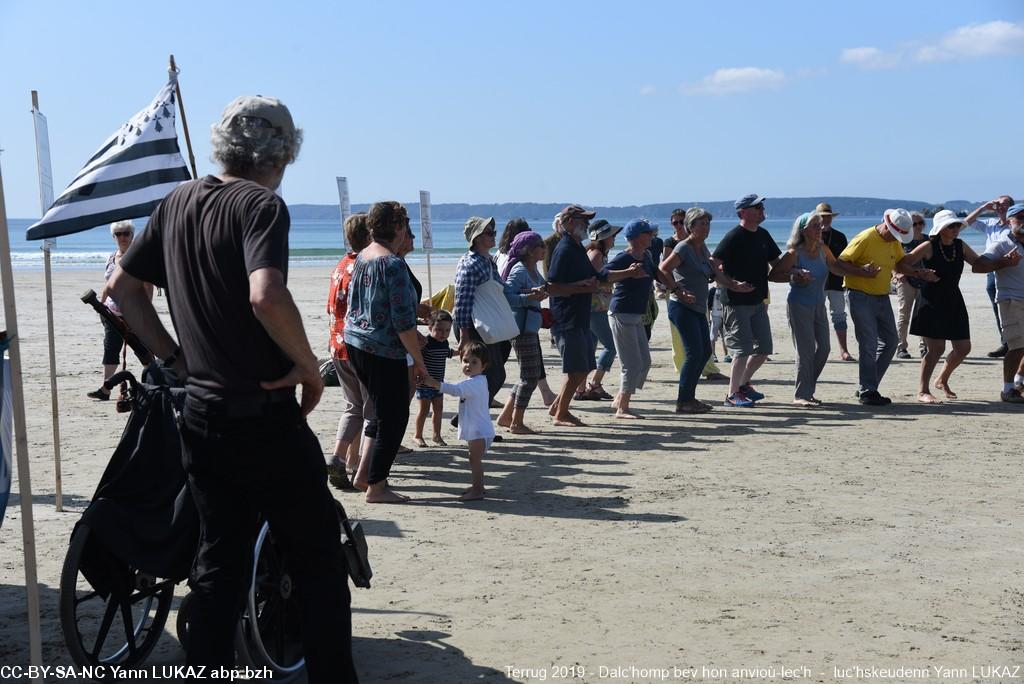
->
<box><xmin>472</xmin><ymin>279</ymin><xmax>519</xmax><ymax>344</ymax></box>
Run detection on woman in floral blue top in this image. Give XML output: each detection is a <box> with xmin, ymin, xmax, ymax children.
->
<box><xmin>346</xmin><ymin>201</ymin><xmax>428</xmax><ymax>504</ymax></box>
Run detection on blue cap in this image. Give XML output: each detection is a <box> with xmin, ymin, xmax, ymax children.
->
<box><xmin>624</xmin><ymin>218</ymin><xmax>656</xmax><ymax>239</ymax></box>
<box><xmin>1007</xmin><ymin>203</ymin><xmax>1024</xmax><ymax>219</ymax></box>
<box><xmin>735</xmin><ymin>193</ymin><xmax>766</xmax><ymax>210</ymax></box>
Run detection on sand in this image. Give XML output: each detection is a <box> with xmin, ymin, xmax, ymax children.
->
<box><xmin>0</xmin><ymin>261</ymin><xmax>1020</xmax><ymax>683</ymax></box>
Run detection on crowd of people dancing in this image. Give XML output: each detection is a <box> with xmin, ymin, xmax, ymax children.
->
<box><xmin>323</xmin><ymin>193</ymin><xmax>1024</xmax><ymax>502</ymax></box>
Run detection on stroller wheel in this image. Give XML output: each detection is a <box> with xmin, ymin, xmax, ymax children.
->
<box><xmin>175</xmin><ymin>591</ymin><xmax>195</xmax><ymax>651</ymax></box>
<box><xmin>59</xmin><ymin>523</ymin><xmax>174</xmax><ymax>666</ymax></box>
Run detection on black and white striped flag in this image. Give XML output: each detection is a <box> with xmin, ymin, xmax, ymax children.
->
<box><xmin>26</xmin><ymin>78</ymin><xmax>192</xmax><ymax>240</ymax></box>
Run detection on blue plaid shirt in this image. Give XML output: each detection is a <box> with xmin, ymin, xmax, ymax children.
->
<box><xmin>454</xmin><ymin>251</ymin><xmax>499</xmax><ymax>331</ymax></box>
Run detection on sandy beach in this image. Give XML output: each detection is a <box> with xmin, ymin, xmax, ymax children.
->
<box><xmin>0</xmin><ymin>261</ymin><xmax>1020</xmax><ymax>683</ymax></box>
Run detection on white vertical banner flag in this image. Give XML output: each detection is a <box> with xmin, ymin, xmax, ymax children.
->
<box><xmin>31</xmin><ymin>107</ymin><xmax>55</xmax><ymax>250</ymax></box>
<box><xmin>336</xmin><ymin>177</ymin><xmax>350</xmax><ymax>250</ymax></box>
<box><xmin>0</xmin><ymin>348</ymin><xmax>11</xmax><ymax>527</ymax></box>
<box><xmin>419</xmin><ymin>190</ymin><xmax>433</xmax><ymax>250</ymax></box>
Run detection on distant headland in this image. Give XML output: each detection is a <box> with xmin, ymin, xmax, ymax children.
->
<box><xmin>289</xmin><ymin>197</ymin><xmax>979</xmax><ymax>221</ymax></box>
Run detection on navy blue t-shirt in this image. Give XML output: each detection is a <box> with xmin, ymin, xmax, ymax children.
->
<box><xmin>548</xmin><ymin>234</ymin><xmax>606</xmax><ymax>331</ymax></box>
<box><xmin>608</xmin><ymin>249</ymin><xmax>656</xmax><ymax>314</ymax></box>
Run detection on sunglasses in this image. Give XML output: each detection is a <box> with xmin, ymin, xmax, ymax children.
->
<box><xmin>670</xmin><ymin>219</ymin><xmax>685</xmax><ymax>226</ymax></box>
<box><xmin>912</xmin><ymin>221</ymin><xmax>925</xmax><ymax>227</ymax></box>
<box><xmin>481</xmin><ymin>229</ymin><xmax>497</xmax><ymax>237</ymax></box>
<box><xmin>113</xmin><ymin>231</ymin><xmax>133</xmax><ymax>238</ymax></box>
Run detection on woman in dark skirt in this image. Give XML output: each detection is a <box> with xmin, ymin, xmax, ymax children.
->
<box><xmin>897</xmin><ymin>210</ymin><xmax>982</xmax><ymax>403</ymax></box>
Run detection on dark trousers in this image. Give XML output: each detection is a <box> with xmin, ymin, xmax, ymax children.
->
<box><xmin>988</xmin><ymin>272</ymin><xmax>1004</xmax><ymax>343</ymax></box>
<box><xmin>347</xmin><ymin>345</ymin><xmax>410</xmax><ymax>484</ymax></box>
<box><xmin>180</xmin><ymin>395</ymin><xmax>357</xmax><ymax>683</ymax></box>
<box><xmin>101</xmin><ymin>317</ymin><xmax>125</xmax><ymax>366</ymax></box>
<box><xmin>668</xmin><ymin>301</ymin><xmax>711</xmax><ymax>403</ymax></box>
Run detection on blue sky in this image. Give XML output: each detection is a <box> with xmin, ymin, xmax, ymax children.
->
<box><xmin>1</xmin><ymin>0</ymin><xmax>1022</xmax><ymax>218</ymax></box>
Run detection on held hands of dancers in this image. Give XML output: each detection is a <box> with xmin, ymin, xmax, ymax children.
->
<box><xmin>525</xmin><ymin>287</ymin><xmax>548</xmax><ymax>302</ymax></box>
<box><xmin>913</xmin><ymin>267</ymin><xmax>940</xmax><ymax>283</ymax></box>
<box><xmin>859</xmin><ymin>262</ymin><xmax>882</xmax><ymax>277</ymax></box>
<box><xmin>1001</xmin><ymin>250</ymin><xmax>1023</xmax><ymax>268</ymax></box>
<box><xmin>729</xmin><ymin>280</ymin><xmax>755</xmax><ymax>294</ymax></box>
<box><xmin>790</xmin><ymin>268</ymin><xmax>812</xmax><ymax>284</ymax></box>
<box><xmin>627</xmin><ymin>261</ymin><xmax>646</xmax><ymax>278</ymax></box>
<box><xmin>420</xmin><ymin>373</ymin><xmax>441</xmax><ymax>390</ymax></box>
<box><xmin>673</xmin><ymin>285</ymin><xmax>697</xmax><ymax>304</ymax></box>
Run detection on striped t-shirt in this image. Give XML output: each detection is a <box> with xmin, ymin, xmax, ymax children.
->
<box><xmin>418</xmin><ymin>337</ymin><xmax>454</xmax><ymax>390</ymax></box>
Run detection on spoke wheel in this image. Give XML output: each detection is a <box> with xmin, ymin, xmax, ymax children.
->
<box><xmin>59</xmin><ymin>524</ymin><xmax>174</xmax><ymax>666</ymax></box>
<box><xmin>235</xmin><ymin>522</ymin><xmax>305</xmax><ymax>680</ymax></box>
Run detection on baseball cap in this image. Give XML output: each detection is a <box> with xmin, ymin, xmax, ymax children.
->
<box><xmin>735</xmin><ymin>194</ymin><xmax>766</xmax><ymax>211</ymax></box>
<box><xmin>219</xmin><ymin>95</ymin><xmax>296</xmax><ymax>138</ymax></box>
<box><xmin>561</xmin><ymin>204</ymin><xmax>597</xmax><ymax>221</ymax></box>
<box><xmin>1007</xmin><ymin>203</ymin><xmax>1024</xmax><ymax>219</ymax></box>
<box><xmin>624</xmin><ymin>218</ymin><xmax>656</xmax><ymax>239</ymax></box>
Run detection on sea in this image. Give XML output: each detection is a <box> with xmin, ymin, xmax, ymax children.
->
<box><xmin>4</xmin><ymin>216</ymin><xmax>988</xmax><ymax>271</ymax></box>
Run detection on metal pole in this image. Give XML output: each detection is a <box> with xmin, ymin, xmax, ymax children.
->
<box><xmin>0</xmin><ymin>155</ymin><xmax>45</xmax><ymax>675</ymax></box>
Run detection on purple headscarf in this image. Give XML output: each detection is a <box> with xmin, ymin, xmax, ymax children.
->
<box><xmin>501</xmin><ymin>230</ymin><xmax>544</xmax><ymax>281</ymax></box>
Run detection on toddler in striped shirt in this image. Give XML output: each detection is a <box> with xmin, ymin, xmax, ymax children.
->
<box><xmin>414</xmin><ymin>309</ymin><xmax>455</xmax><ymax>447</ymax></box>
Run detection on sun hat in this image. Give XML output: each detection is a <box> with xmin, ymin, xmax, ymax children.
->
<box><xmin>588</xmin><ymin>219</ymin><xmax>623</xmax><ymax>242</ymax></box>
<box><xmin>1007</xmin><ymin>203</ymin><xmax>1024</xmax><ymax>219</ymax></box>
<box><xmin>560</xmin><ymin>204</ymin><xmax>597</xmax><ymax>221</ymax></box>
<box><xmin>219</xmin><ymin>95</ymin><xmax>296</xmax><ymax>138</ymax></box>
<box><xmin>464</xmin><ymin>216</ymin><xmax>496</xmax><ymax>243</ymax></box>
<box><xmin>882</xmin><ymin>208</ymin><xmax>914</xmax><ymax>244</ymax></box>
<box><xmin>734</xmin><ymin>194</ymin><xmax>766</xmax><ymax>211</ymax></box>
<box><xmin>624</xmin><ymin>218</ymin><xmax>656</xmax><ymax>239</ymax></box>
<box><xmin>929</xmin><ymin>209</ymin><xmax>966</xmax><ymax>237</ymax></box>
<box><xmin>814</xmin><ymin>202</ymin><xmax>839</xmax><ymax>216</ymax></box>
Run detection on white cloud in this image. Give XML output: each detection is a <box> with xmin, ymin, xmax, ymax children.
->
<box><xmin>639</xmin><ymin>85</ymin><xmax>657</xmax><ymax>96</ymax></box>
<box><xmin>840</xmin><ymin>47</ymin><xmax>901</xmax><ymax>70</ymax></box>
<box><xmin>914</xmin><ymin>20</ymin><xmax>1024</xmax><ymax>62</ymax></box>
<box><xmin>681</xmin><ymin>67</ymin><xmax>786</xmax><ymax>96</ymax></box>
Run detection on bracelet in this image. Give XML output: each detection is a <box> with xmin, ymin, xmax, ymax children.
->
<box><xmin>163</xmin><ymin>345</ymin><xmax>182</xmax><ymax>366</ymax></box>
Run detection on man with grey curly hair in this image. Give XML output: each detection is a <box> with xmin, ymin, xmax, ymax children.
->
<box><xmin>110</xmin><ymin>95</ymin><xmax>357</xmax><ymax>682</ymax></box>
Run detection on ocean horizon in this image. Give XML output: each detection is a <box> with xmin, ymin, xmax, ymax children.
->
<box><xmin>5</xmin><ymin>216</ymin><xmax>988</xmax><ymax>271</ymax></box>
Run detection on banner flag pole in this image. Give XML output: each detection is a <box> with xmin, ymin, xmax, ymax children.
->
<box><xmin>168</xmin><ymin>55</ymin><xmax>198</xmax><ymax>179</ymax></box>
<box><xmin>419</xmin><ymin>191</ymin><xmax>433</xmax><ymax>300</ymax></box>
<box><xmin>30</xmin><ymin>90</ymin><xmax>63</xmax><ymax>512</ymax></box>
<box><xmin>0</xmin><ymin>155</ymin><xmax>45</xmax><ymax>675</ymax></box>
<box><xmin>336</xmin><ymin>177</ymin><xmax>350</xmax><ymax>251</ymax></box>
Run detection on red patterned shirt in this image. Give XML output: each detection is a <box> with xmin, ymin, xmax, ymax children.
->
<box><xmin>327</xmin><ymin>252</ymin><xmax>358</xmax><ymax>360</ymax></box>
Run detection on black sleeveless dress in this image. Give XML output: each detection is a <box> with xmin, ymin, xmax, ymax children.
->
<box><xmin>910</xmin><ymin>236</ymin><xmax>969</xmax><ymax>340</ymax></box>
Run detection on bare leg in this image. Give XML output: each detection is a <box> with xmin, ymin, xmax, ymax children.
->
<box><xmin>413</xmin><ymin>399</ymin><xmax>430</xmax><ymax>447</ymax></box>
<box><xmin>917</xmin><ymin>337</ymin><xmax>945</xmax><ymax>403</ymax></box>
<box><xmin>430</xmin><ymin>397</ymin><xmax>446</xmax><ymax>444</ymax></box>
<box><xmin>741</xmin><ymin>354</ymin><xmax>768</xmax><ymax>386</ymax></box>
<box><xmin>537</xmin><ymin>377</ymin><xmax>557</xmax><ymax>407</ymax></box>
<box><xmin>551</xmin><ymin>372</ymin><xmax>587</xmax><ymax>425</ymax></box>
<box><xmin>509</xmin><ymin>406</ymin><xmax>538</xmax><ymax>434</ymax></box>
<box><xmin>352</xmin><ymin>435</ymin><xmax>374</xmax><ymax>491</ymax></box>
<box><xmin>729</xmin><ymin>355</ymin><xmax>750</xmax><ymax>395</ymax></box>
<box><xmin>366</xmin><ymin>480</ymin><xmax>410</xmax><ymax>503</ymax></box>
<box><xmin>836</xmin><ymin>329</ymin><xmax>853</xmax><ymax>360</ymax></box>
<box><xmin>935</xmin><ymin>339</ymin><xmax>970</xmax><ymax>398</ymax></box>
<box><xmin>460</xmin><ymin>439</ymin><xmax>486</xmax><ymax>500</ymax></box>
<box><xmin>345</xmin><ymin>439</ymin><xmax>360</xmax><ymax>475</ymax></box>
<box><xmin>497</xmin><ymin>395</ymin><xmax>515</xmax><ymax>428</ymax></box>
<box><xmin>614</xmin><ymin>391</ymin><xmax>643</xmax><ymax>419</ymax></box>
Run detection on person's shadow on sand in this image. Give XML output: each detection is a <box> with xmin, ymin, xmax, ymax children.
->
<box><xmin>354</xmin><ymin>629</ymin><xmax>518</xmax><ymax>682</ymax></box>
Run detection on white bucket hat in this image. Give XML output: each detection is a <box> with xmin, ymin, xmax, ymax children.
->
<box><xmin>883</xmin><ymin>208</ymin><xmax>914</xmax><ymax>244</ymax></box>
<box><xmin>929</xmin><ymin>209</ymin><xmax>966</xmax><ymax>237</ymax></box>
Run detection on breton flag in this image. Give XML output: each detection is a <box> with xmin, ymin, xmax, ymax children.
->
<box><xmin>26</xmin><ymin>78</ymin><xmax>192</xmax><ymax>240</ymax></box>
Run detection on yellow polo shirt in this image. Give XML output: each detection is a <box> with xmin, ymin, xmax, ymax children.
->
<box><xmin>839</xmin><ymin>226</ymin><xmax>904</xmax><ymax>295</ymax></box>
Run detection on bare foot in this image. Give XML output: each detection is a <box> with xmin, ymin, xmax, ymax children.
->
<box><xmin>934</xmin><ymin>380</ymin><xmax>957</xmax><ymax>399</ymax></box>
<box><xmin>353</xmin><ymin>477</ymin><xmax>369</xmax><ymax>492</ymax></box>
<box><xmin>509</xmin><ymin>424</ymin><xmax>538</xmax><ymax>435</ymax></box>
<box><xmin>431</xmin><ymin>436</ymin><xmax>448</xmax><ymax>446</ymax></box>
<box><xmin>459</xmin><ymin>486</ymin><xmax>485</xmax><ymax>501</ymax></box>
<box><xmin>614</xmin><ymin>409</ymin><xmax>644</xmax><ymax>419</ymax></box>
<box><xmin>917</xmin><ymin>392</ymin><xmax>942</xmax><ymax>404</ymax></box>
<box><xmin>548</xmin><ymin>402</ymin><xmax>558</xmax><ymax>417</ymax></box>
<box><xmin>792</xmin><ymin>399</ymin><xmax>819</xmax><ymax>408</ymax></box>
<box><xmin>552</xmin><ymin>413</ymin><xmax>585</xmax><ymax>427</ymax></box>
<box><xmin>365</xmin><ymin>486</ymin><xmax>411</xmax><ymax>503</ymax></box>
<box><xmin>840</xmin><ymin>351</ymin><xmax>854</xmax><ymax>361</ymax></box>
<box><xmin>413</xmin><ymin>437</ymin><xmax>428</xmax><ymax>448</ymax></box>
<box><xmin>541</xmin><ymin>392</ymin><xmax>557</xmax><ymax>408</ymax></box>
<box><xmin>496</xmin><ymin>415</ymin><xmax>512</xmax><ymax>428</ymax></box>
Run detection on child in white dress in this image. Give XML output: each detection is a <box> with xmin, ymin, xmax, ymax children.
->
<box><xmin>420</xmin><ymin>341</ymin><xmax>494</xmax><ymax>500</ymax></box>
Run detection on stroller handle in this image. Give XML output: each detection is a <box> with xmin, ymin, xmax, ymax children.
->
<box><xmin>103</xmin><ymin>371</ymin><xmax>139</xmax><ymax>392</ymax></box>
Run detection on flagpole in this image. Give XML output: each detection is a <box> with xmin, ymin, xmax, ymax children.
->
<box><xmin>0</xmin><ymin>155</ymin><xmax>45</xmax><ymax>676</ymax></box>
<box><xmin>168</xmin><ymin>55</ymin><xmax>198</xmax><ymax>179</ymax></box>
<box><xmin>30</xmin><ymin>90</ymin><xmax>62</xmax><ymax>512</ymax></box>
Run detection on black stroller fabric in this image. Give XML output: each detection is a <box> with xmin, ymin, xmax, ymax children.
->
<box><xmin>78</xmin><ymin>378</ymin><xmax>198</xmax><ymax>590</ymax></box>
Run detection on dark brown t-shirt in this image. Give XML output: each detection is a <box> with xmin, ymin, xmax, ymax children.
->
<box><xmin>120</xmin><ymin>175</ymin><xmax>291</xmax><ymax>398</ymax></box>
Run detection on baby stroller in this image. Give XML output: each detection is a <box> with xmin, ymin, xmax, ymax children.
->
<box><xmin>61</xmin><ymin>295</ymin><xmax>371</xmax><ymax>677</ymax></box>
